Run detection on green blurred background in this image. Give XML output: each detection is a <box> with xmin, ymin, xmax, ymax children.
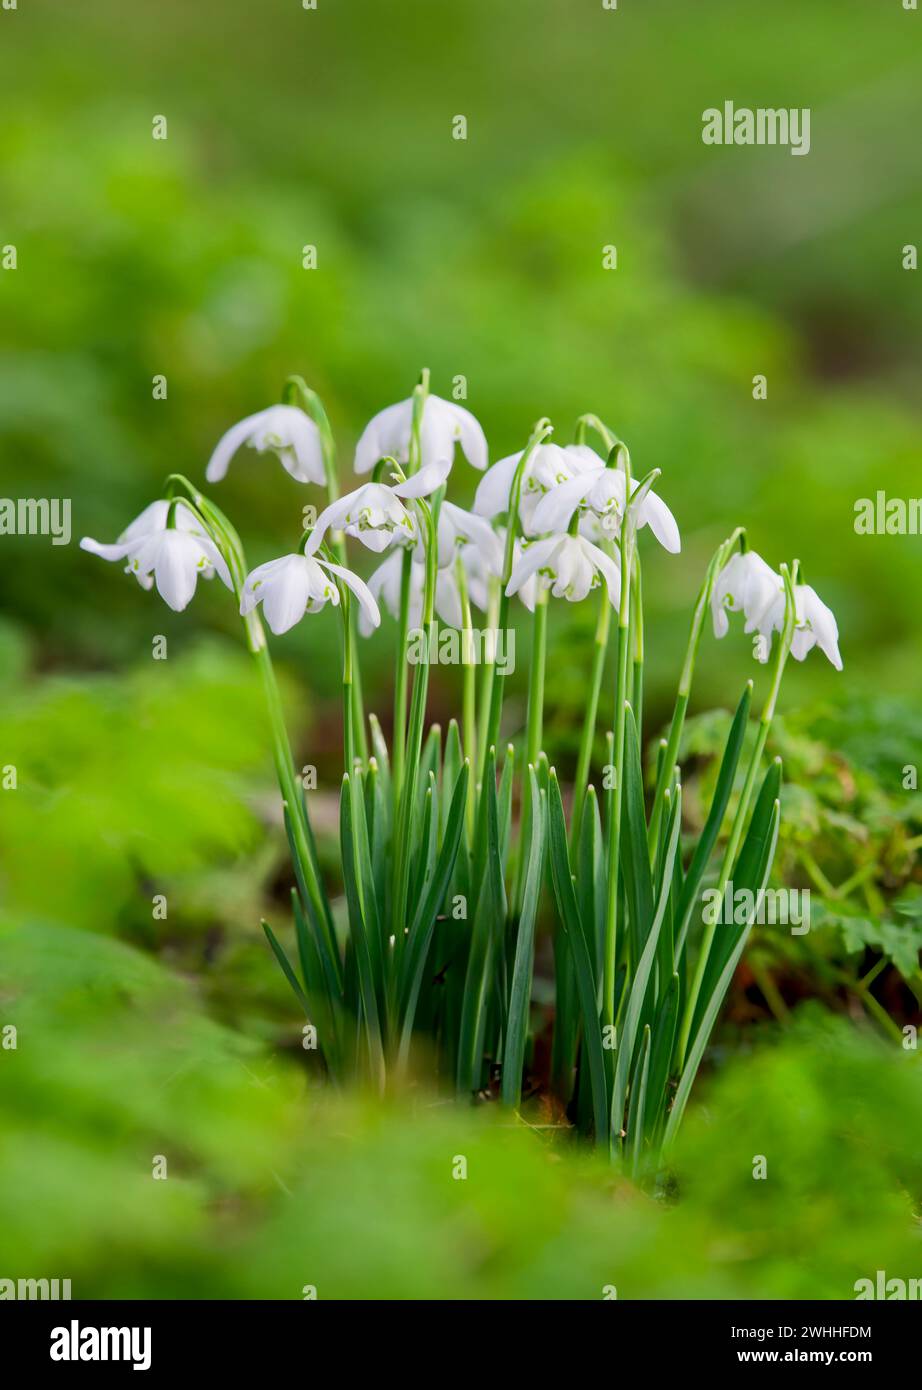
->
<box><xmin>1</xmin><ymin>0</ymin><xmax>920</xmax><ymax>1298</ymax></box>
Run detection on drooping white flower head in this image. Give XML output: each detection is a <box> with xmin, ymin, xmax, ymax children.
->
<box><xmin>354</xmin><ymin>393</ymin><xmax>488</xmax><ymax>475</ymax></box>
<box><xmin>434</xmin><ymin>500</ymin><xmax>504</xmax><ymax>573</ymax></box>
<box><xmin>206</xmin><ymin>404</ymin><xmax>325</xmax><ymax>485</ymax></box>
<box><xmin>506</xmin><ymin>533</ymin><xmax>621</xmax><ymax>608</ymax></box>
<box><xmin>306</xmin><ymin>459</ymin><xmax>451</xmax><ymax>556</ymax></box>
<box><xmin>473</xmin><ymin>442</ymin><xmax>585</xmax><ymax>533</ymax></box>
<box><xmin>241</xmin><ymin>553</ymin><xmax>380</xmax><ymax>636</ymax></box>
<box><xmin>711</xmin><ymin>550</ymin><xmax>781</xmax><ymax>639</ymax></box>
<box><xmin>528</xmin><ymin>446</ymin><xmax>680</xmax><ymax>553</ymax></box>
<box><xmin>131</xmin><ymin>529</ymin><xmax>234</xmax><ymax>611</ymax></box>
<box><xmin>757</xmin><ymin>582</ymin><xmax>843</xmax><ymax>670</ymax></box>
<box><xmin>81</xmin><ymin>500</ymin><xmax>233</xmax><ymax>609</ymax></box>
<box><xmin>358</xmin><ymin>551</ymin><xmax>469</xmax><ymax>637</ymax></box>
<box><xmin>81</xmin><ymin>500</ymin><xmax>191</xmax><ymax>584</ymax></box>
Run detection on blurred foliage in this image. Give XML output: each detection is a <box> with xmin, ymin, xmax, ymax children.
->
<box><xmin>1</xmin><ymin>918</ymin><xmax>920</xmax><ymax>1298</ymax></box>
<box><xmin>0</xmin><ymin>631</ymin><xmax>269</xmax><ymax>934</ymax></box>
<box><xmin>1</xmin><ymin>0</ymin><xmax>920</xmax><ymax>732</ymax></box>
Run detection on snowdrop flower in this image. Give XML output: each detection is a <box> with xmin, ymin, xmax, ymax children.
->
<box><xmin>354</xmin><ymin>393</ymin><xmax>488</xmax><ymax>475</ymax></box>
<box><xmin>434</xmin><ymin>500</ymin><xmax>504</xmax><ymax>573</ymax></box>
<box><xmin>506</xmin><ymin>533</ymin><xmax>621</xmax><ymax>608</ymax></box>
<box><xmin>206</xmin><ymin>404</ymin><xmax>325</xmax><ymax>485</ymax></box>
<box><xmin>130</xmin><ymin>529</ymin><xmax>234</xmax><ymax>612</ymax></box>
<box><xmin>82</xmin><ymin>500</ymin><xmax>194</xmax><ymax>585</ymax></box>
<box><xmin>528</xmin><ymin>447</ymin><xmax>680</xmax><ymax>552</ymax></box>
<box><xmin>241</xmin><ymin>553</ymin><xmax>380</xmax><ymax>636</ymax></box>
<box><xmin>306</xmin><ymin>459</ymin><xmax>451</xmax><ymax>556</ymax></box>
<box><xmin>756</xmin><ymin>582</ymin><xmax>843</xmax><ymax>670</ymax></box>
<box><xmin>456</xmin><ymin>528</ymin><xmax>503</xmax><ymax>612</ymax></box>
<box><xmin>473</xmin><ymin>442</ymin><xmax>587</xmax><ymax>533</ymax></box>
<box><xmin>505</xmin><ymin>536</ymin><xmax>539</xmax><ymax>612</ymax></box>
<box><xmin>711</xmin><ymin>550</ymin><xmax>781</xmax><ymax>639</ymax></box>
<box><xmin>358</xmin><ymin>552</ymin><xmax>465</xmax><ymax>636</ymax></box>
<box><xmin>81</xmin><ymin>500</ymin><xmax>232</xmax><ymax>609</ymax></box>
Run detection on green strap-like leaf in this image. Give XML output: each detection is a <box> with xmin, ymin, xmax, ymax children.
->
<box><xmin>645</xmin><ymin>970</ymin><xmax>679</xmax><ymax>1147</ymax></box>
<box><xmin>283</xmin><ymin>805</ymin><xmax>342</xmax><ymax>1006</ymax></box>
<box><xmin>547</xmin><ymin>771</ymin><xmax>608</xmax><ymax>1148</ymax></box>
<box><xmin>442</xmin><ymin>719</ymin><xmax>463</xmax><ymax>833</ymax></box>
<box><xmin>675</xmin><ymin>682</ymin><xmax>752</xmax><ymax>952</ymax></box>
<box><xmin>691</xmin><ymin>758</ymin><xmax>782</xmax><ymax>1042</ymax></box>
<box><xmin>627</xmin><ymin>1024</ymin><xmax>651</xmax><ymax>1180</ymax></box>
<box><xmin>340</xmin><ymin>775</ymin><xmax>386</xmax><ymax>1087</ymax></box>
<box><xmin>498</xmin><ymin>742</ymin><xmax>515</xmax><ymax>864</ymax></box>
<box><xmin>368</xmin><ymin>712</ymin><xmax>392</xmax><ymax>798</ymax></box>
<box><xmin>664</xmin><ymin>798</ymin><xmax>780</xmax><ymax>1151</ymax></box>
<box><xmin>457</xmin><ymin>752</ymin><xmax>506</xmax><ymax>1092</ymax></box>
<box><xmin>501</xmin><ymin>772</ymin><xmax>546</xmax><ymax>1107</ymax></box>
<box><xmin>611</xmin><ymin>787</ymin><xmax>682</xmax><ymax>1151</ymax></box>
<box><xmin>398</xmin><ymin>761</ymin><xmax>470</xmax><ymax>1057</ymax></box>
<box><xmin>262</xmin><ymin>919</ymin><xmax>312</xmax><ymax>1017</ymax></box>
<box><xmin>621</xmin><ymin>704</ymin><xmax>655</xmax><ymax>964</ymax></box>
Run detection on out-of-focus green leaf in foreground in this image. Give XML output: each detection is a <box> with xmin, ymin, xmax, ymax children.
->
<box><xmin>0</xmin><ymin>640</ymin><xmax>273</xmax><ymax>934</ymax></box>
<box><xmin>1</xmin><ymin>913</ymin><xmax>919</xmax><ymax>1299</ymax></box>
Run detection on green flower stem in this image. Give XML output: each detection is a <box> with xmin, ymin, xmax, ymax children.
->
<box><xmin>476</xmin><ymin>576</ymin><xmax>500</xmax><ymax>777</ymax></box>
<box><xmin>514</xmin><ymin>589</ymin><xmax>548</xmax><ymax>913</ymax></box>
<box><xmin>525</xmin><ymin>590</ymin><xmax>548</xmax><ymax>768</ymax></box>
<box><xmin>570</xmin><ymin>585</ymin><xmax>611</xmax><ymax>849</ymax></box>
<box><xmin>392</xmin><ymin>548</ymin><xmax>413</xmax><ymax>796</ymax></box>
<box><xmin>164</xmin><ymin>472</ymin><xmax>339</xmax><ymax>981</ymax></box>
<box><xmin>456</xmin><ymin>553</ymin><xmax>478</xmax><ymax>837</ymax></box>
<box><xmin>481</xmin><ymin>418</ymin><xmax>553</xmax><ymax>789</ymax></box>
<box><xmin>283</xmin><ymin>376</ymin><xmax>337</xmax><ymax>499</ymax></box>
<box><xmin>631</xmin><ymin>557</ymin><xmax>644</xmax><ymax>744</ymax></box>
<box><xmin>603</xmin><ymin>527</ymin><xmax>633</xmax><ymax>1027</ymax></box>
<box><xmin>285</xmin><ymin>375</ymin><xmax>367</xmax><ymax>764</ymax></box>
<box><xmin>391</xmin><ymin>495</ymin><xmax>439</xmax><ymax>937</ymax></box>
<box><xmin>676</xmin><ymin>563</ymin><xmax>797</xmax><ymax>1068</ymax></box>
<box><xmin>251</xmin><ymin>637</ymin><xmax>341</xmax><ymax>990</ymax></box>
<box><xmin>390</xmin><ymin>371</ymin><xmax>430</xmax><ymax>798</ymax></box>
<box><xmin>339</xmin><ymin>588</ymin><xmax>355</xmax><ymax>773</ymax></box>
<box><xmin>575</xmin><ymin>414</ymin><xmax>618</xmax><ymax>452</ymax></box>
<box><xmin>646</xmin><ymin>527</ymin><xmax>745</xmax><ymax>857</ymax></box>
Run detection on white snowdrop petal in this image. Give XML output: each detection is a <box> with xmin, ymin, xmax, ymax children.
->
<box><xmin>262</xmin><ymin>561</ymin><xmax>313</xmax><ymax>635</ymax></box>
<box><xmin>152</xmin><ymin>531</ymin><xmax>200</xmax><ymax>612</ymax></box>
<box><xmin>505</xmin><ymin>537</ymin><xmax>560</xmax><ymax>597</ymax></box>
<box><xmin>639</xmin><ymin>490</ymin><xmax>681</xmax><ymax>554</ymax></box>
<box><xmin>392</xmin><ymin>456</ymin><xmax>452</xmax><ymax>499</ymax></box>
<box><xmin>435</xmin><ymin>570</ymin><xmax>464</xmax><ymax>629</ymax></box>
<box><xmin>473</xmin><ymin>453</ymin><xmax>521</xmax><ymax>518</ymax></box>
<box><xmin>206</xmin><ymin>410</ymin><xmax>267</xmax><ymax>483</ymax></box>
<box><xmin>446</xmin><ymin>400</ymin><xmax>489</xmax><ymax>471</ymax></box>
<box><xmin>528</xmin><ymin>472</ymin><xmax>596</xmax><ymax>536</ymax></box>
<box><xmin>319</xmin><ymin>558</ymin><xmax>382</xmax><ymax>632</ymax></box>
<box><xmin>354</xmin><ymin>399</ymin><xmax>415</xmax><ymax>474</ymax></box>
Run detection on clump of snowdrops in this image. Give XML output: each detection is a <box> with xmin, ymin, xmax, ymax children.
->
<box><xmin>83</xmin><ymin>370</ymin><xmax>842</xmax><ymax>1169</ymax></box>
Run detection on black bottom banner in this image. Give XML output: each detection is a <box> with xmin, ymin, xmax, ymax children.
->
<box><xmin>2</xmin><ymin>1297</ymin><xmax>916</xmax><ymax>1376</ymax></box>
